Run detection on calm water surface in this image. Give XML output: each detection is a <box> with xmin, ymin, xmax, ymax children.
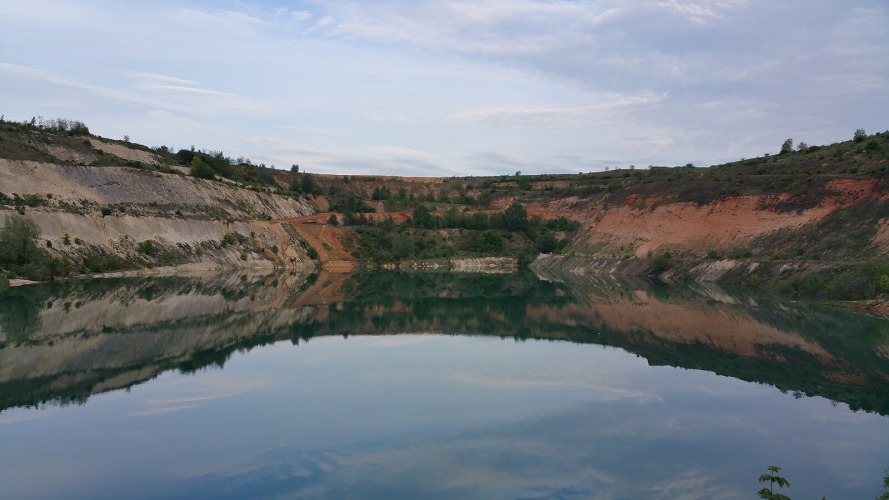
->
<box><xmin>1</xmin><ymin>271</ymin><xmax>887</xmax><ymax>499</ymax></box>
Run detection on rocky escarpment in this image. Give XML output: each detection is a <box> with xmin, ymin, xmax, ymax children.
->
<box><xmin>0</xmin><ymin>160</ymin><xmax>317</xmax><ymax>273</ymax></box>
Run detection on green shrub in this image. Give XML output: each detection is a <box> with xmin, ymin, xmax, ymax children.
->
<box><xmin>189</xmin><ymin>157</ymin><xmax>215</xmax><ymax>179</ymax></box>
<box><xmin>137</xmin><ymin>240</ymin><xmax>156</xmax><ymax>255</ymax></box>
<box><xmin>854</xmin><ymin>128</ymin><xmax>867</xmax><ymax>143</ymax></box>
<box><xmin>468</xmin><ymin>230</ymin><xmax>504</xmax><ymax>254</ymax></box>
<box><xmin>393</xmin><ymin>233</ymin><xmax>415</xmax><ymax>260</ymax></box>
<box><xmin>865</xmin><ymin>138</ymin><xmax>883</xmax><ymax>154</ymax></box>
<box><xmin>0</xmin><ymin>214</ymin><xmax>64</xmax><ymax>281</ymax></box>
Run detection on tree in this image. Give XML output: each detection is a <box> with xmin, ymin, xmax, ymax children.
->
<box><xmin>854</xmin><ymin>128</ymin><xmax>867</xmax><ymax>143</ymax></box>
<box><xmin>327</xmin><ymin>213</ymin><xmax>339</xmax><ymax>226</ymax></box>
<box><xmin>412</xmin><ymin>204</ymin><xmax>435</xmax><ymax>229</ymax></box>
<box><xmin>189</xmin><ymin>156</ymin><xmax>215</xmax><ymax>179</ymax></box>
<box><xmin>0</xmin><ymin>214</ymin><xmax>61</xmax><ymax>281</ymax></box>
<box><xmin>780</xmin><ymin>138</ymin><xmax>793</xmax><ymax>155</ymax></box>
<box><xmin>503</xmin><ymin>201</ymin><xmax>528</xmax><ymax>231</ymax></box>
<box><xmin>393</xmin><ymin>233</ymin><xmax>415</xmax><ymax>260</ymax></box>
<box><xmin>469</xmin><ymin>229</ymin><xmax>504</xmax><ymax>254</ymax></box>
<box><xmin>300</xmin><ymin>173</ymin><xmax>317</xmax><ymax>195</ymax></box>
<box><xmin>0</xmin><ymin>214</ymin><xmax>40</xmax><ymax>266</ymax></box>
<box><xmin>536</xmin><ymin>230</ymin><xmax>561</xmax><ymax>254</ymax></box>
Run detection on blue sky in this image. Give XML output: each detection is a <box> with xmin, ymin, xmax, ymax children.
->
<box><xmin>1</xmin><ymin>1</ymin><xmax>887</xmax><ymax>176</ymax></box>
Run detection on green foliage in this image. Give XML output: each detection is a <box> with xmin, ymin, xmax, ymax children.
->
<box><xmin>777</xmin><ymin>260</ymin><xmax>889</xmax><ymax>300</ymax></box>
<box><xmin>189</xmin><ymin>156</ymin><xmax>215</xmax><ymax>180</ymax></box>
<box><xmin>502</xmin><ymin>201</ymin><xmax>529</xmax><ymax>231</ymax></box>
<box><xmin>854</xmin><ymin>128</ymin><xmax>867</xmax><ymax>143</ymax></box>
<box><xmin>0</xmin><ymin>214</ymin><xmax>40</xmax><ymax>266</ymax></box>
<box><xmin>780</xmin><ymin>138</ymin><xmax>793</xmax><ymax>155</ymax></box>
<box><xmin>328</xmin><ymin>213</ymin><xmax>339</xmax><ymax>226</ymax></box>
<box><xmin>221</xmin><ymin>232</ymin><xmax>244</xmax><ymax>246</ymax></box>
<box><xmin>371</xmin><ymin>186</ymin><xmax>391</xmax><ymax>200</ymax></box>
<box><xmin>879</xmin><ymin>468</ymin><xmax>889</xmax><ymax>500</ymax></box>
<box><xmin>865</xmin><ymin>138</ymin><xmax>883</xmax><ymax>154</ymax></box>
<box><xmin>412</xmin><ymin>204</ymin><xmax>435</xmax><ymax>229</ymax></box>
<box><xmin>535</xmin><ymin>230</ymin><xmax>562</xmax><ymax>254</ymax></box>
<box><xmin>392</xmin><ymin>233</ymin><xmax>415</xmax><ymax>260</ymax></box>
<box><xmin>299</xmin><ymin>173</ymin><xmax>318</xmax><ymax>195</ymax></box>
<box><xmin>331</xmin><ymin>192</ymin><xmax>375</xmax><ymax>214</ymax></box>
<box><xmin>100</xmin><ymin>207</ymin><xmax>112</xmax><ymax>217</ymax></box>
<box><xmin>468</xmin><ymin>230</ymin><xmax>505</xmax><ymax>254</ymax></box>
<box><xmin>757</xmin><ymin>465</ymin><xmax>791</xmax><ymax>500</ymax></box>
<box><xmin>0</xmin><ymin>214</ymin><xmax>63</xmax><ymax>281</ymax></box>
<box><xmin>137</xmin><ymin>240</ymin><xmax>156</xmax><ymax>256</ymax></box>
<box><xmin>544</xmin><ymin>216</ymin><xmax>581</xmax><ymax>233</ymax></box>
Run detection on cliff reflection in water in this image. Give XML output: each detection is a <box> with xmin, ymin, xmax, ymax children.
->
<box><xmin>1</xmin><ymin>269</ymin><xmax>887</xmax><ymax>414</ymax></box>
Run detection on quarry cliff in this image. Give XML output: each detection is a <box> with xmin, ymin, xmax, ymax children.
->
<box><xmin>1</xmin><ymin>118</ymin><xmax>887</xmax><ymax>301</ymax></box>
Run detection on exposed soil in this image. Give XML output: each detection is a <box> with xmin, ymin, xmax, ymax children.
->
<box><xmin>524</xmin><ymin>178</ymin><xmax>886</xmax><ymax>258</ymax></box>
<box><xmin>276</xmin><ymin>214</ymin><xmax>355</xmax><ymax>272</ymax></box>
<box><xmin>88</xmin><ymin>139</ymin><xmax>160</xmax><ymax>165</ymax></box>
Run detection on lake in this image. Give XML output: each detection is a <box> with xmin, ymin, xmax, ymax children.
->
<box><xmin>1</xmin><ymin>270</ymin><xmax>888</xmax><ymax>499</ymax></box>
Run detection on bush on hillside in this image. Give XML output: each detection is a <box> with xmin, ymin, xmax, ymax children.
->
<box><xmin>0</xmin><ymin>214</ymin><xmax>64</xmax><ymax>281</ymax></box>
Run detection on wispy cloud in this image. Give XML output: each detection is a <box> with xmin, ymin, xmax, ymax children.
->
<box><xmin>1</xmin><ymin>1</ymin><xmax>886</xmax><ymax>175</ymax></box>
<box><xmin>657</xmin><ymin>0</ymin><xmax>748</xmax><ymax>26</ymax></box>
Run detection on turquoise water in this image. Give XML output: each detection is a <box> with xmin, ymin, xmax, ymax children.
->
<box><xmin>1</xmin><ymin>272</ymin><xmax>887</xmax><ymax>499</ymax></box>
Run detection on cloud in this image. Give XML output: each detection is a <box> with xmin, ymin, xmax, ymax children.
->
<box><xmin>1</xmin><ymin>1</ymin><xmax>886</xmax><ymax>175</ymax></box>
<box><xmin>0</xmin><ymin>64</ymin><xmax>265</xmax><ymax>122</ymax></box>
<box><xmin>657</xmin><ymin>0</ymin><xmax>748</xmax><ymax>26</ymax></box>
<box><xmin>451</xmin><ymin>93</ymin><xmax>665</xmax><ymax>128</ymax></box>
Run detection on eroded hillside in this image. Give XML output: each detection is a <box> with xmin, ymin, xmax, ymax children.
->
<box><xmin>1</xmin><ymin>118</ymin><xmax>887</xmax><ymax>299</ymax></box>
<box><xmin>0</xmin><ymin>125</ymin><xmax>317</xmax><ymax>276</ymax></box>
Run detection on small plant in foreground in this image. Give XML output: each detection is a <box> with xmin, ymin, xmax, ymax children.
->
<box><xmin>757</xmin><ymin>465</ymin><xmax>791</xmax><ymax>500</ymax></box>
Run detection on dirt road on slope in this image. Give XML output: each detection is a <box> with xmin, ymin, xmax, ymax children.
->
<box><xmin>275</xmin><ymin>213</ymin><xmax>354</xmax><ymax>272</ymax></box>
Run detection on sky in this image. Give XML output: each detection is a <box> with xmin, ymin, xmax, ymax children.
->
<box><xmin>1</xmin><ymin>1</ymin><xmax>887</xmax><ymax>177</ymax></box>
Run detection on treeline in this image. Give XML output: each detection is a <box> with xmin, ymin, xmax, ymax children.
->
<box><xmin>1</xmin><ymin>115</ymin><xmax>90</xmax><ymax>136</ymax></box>
<box><xmin>344</xmin><ymin>202</ymin><xmax>580</xmax><ymax>264</ymax></box>
<box><xmin>177</xmin><ymin>148</ymin><xmax>278</xmax><ymax>187</ymax></box>
<box><xmin>407</xmin><ymin>202</ymin><xmax>579</xmax><ymax>233</ymax></box>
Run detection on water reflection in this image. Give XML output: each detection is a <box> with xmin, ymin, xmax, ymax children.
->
<box><xmin>1</xmin><ymin>270</ymin><xmax>888</xmax><ymax>415</ymax></box>
<box><xmin>2</xmin><ymin>270</ymin><xmax>889</xmax><ymax>499</ymax></box>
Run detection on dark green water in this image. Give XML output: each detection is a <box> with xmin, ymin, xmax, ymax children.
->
<box><xmin>1</xmin><ymin>271</ymin><xmax>888</xmax><ymax>499</ymax></box>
